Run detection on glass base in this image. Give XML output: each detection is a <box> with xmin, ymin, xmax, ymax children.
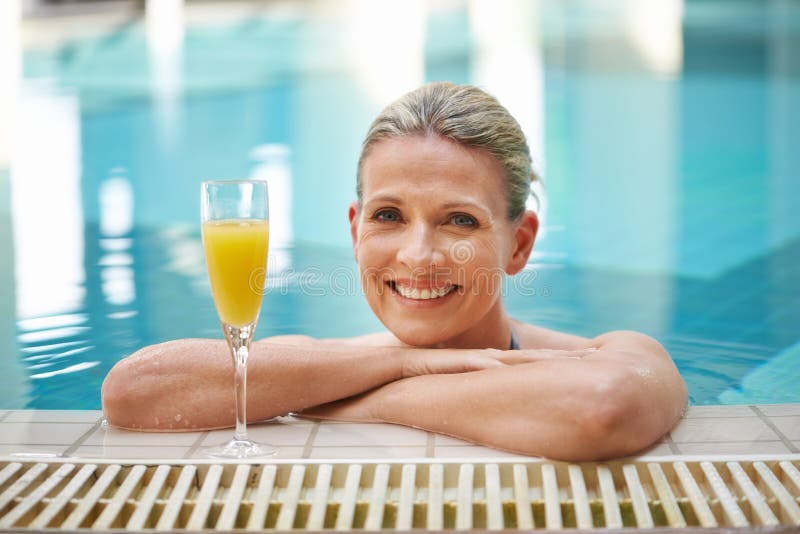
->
<box><xmin>201</xmin><ymin>438</ymin><xmax>277</xmax><ymax>459</ymax></box>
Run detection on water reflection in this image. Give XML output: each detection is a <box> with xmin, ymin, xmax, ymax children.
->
<box><xmin>99</xmin><ymin>170</ymin><xmax>136</xmax><ymax>306</ymax></box>
<box><xmin>469</xmin><ymin>0</ymin><xmax>546</xmax><ymax>173</ymax></box>
<box><xmin>342</xmin><ymin>0</ymin><xmax>425</xmax><ymax>106</ymax></box>
<box><xmin>146</xmin><ymin>0</ymin><xmax>184</xmax><ymax>147</ymax></box>
<box><xmin>0</xmin><ymin>0</ymin><xmax>21</xmax><ymax>168</ymax></box>
<box><xmin>624</xmin><ymin>0</ymin><xmax>683</xmax><ymax>76</ymax></box>
<box><xmin>12</xmin><ymin>84</ymin><xmax>85</xmax><ymax>319</ymax></box>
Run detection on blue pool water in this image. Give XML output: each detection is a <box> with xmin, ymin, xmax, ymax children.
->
<box><xmin>1</xmin><ymin>1</ymin><xmax>799</xmax><ymax>409</ymax></box>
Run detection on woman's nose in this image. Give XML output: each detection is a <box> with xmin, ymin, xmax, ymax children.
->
<box><xmin>396</xmin><ymin>224</ymin><xmax>446</xmax><ymax>269</ymax></box>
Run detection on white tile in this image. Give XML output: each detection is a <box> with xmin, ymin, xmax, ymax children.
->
<box><xmin>71</xmin><ymin>446</ymin><xmax>191</xmax><ymax>460</ymax></box>
<box><xmin>769</xmin><ymin>416</ymin><xmax>800</xmax><ymax>440</ymax></box>
<box><xmin>629</xmin><ymin>443</ymin><xmax>675</xmax><ymax>458</ymax></box>
<box><xmin>433</xmin><ymin>446</ymin><xmax>532</xmax><ymax>459</ymax></box>
<box><xmin>0</xmin><ymin>444</ymin><xmax>69</xmax><ymax>457</ymax></box>
<box><xmin>201</xmin><ymin>423</ymin><xmax>312</xmax><ymax>447</ymax></box>
<box><xmin>0</xmin><ymin>423</ymin><xmax>95</xmax><ymax>445</ymax></box>
<box><xmin>676</xmin><ymin>441</ymin><xmax>792</xmax><ymax>455</ymax></box>
<box><xmin>309</xmin><ymin>447</ymin><xmax>427</xmax><ymax>459</ymax></box>
<box><xmin>4</xmin><ymin>410</ymin><xmax>103</xmax><ymax>424</ymax></box>
<box><xmin>84</xmin><ymin>425</ymin><xmax>204</xmax><ymax>447</ymax></box>
<box><xmin>756</xmin><ymin>404</ymin><xmax>800</xmax><ymax>417</ymax></box>
<box><xmin>313</xmin><ymin>423</ymin><xmax>428</xmax><ymax>447</ymax></box>
<box><xmin>0</xmin><ymin>411</ymin><xmax>8</xmax><ymax>421</ymax></box>
<box><xmin>670</xmin><ymin>417</ymin><xmax>779</xmax><ymax>443</ymax></box>
<box><xmin>684</xmin><ymin>405</ymin><xmax>756</xmax><ymax>418</ymax></box>
<box><xmin>190</xmin><ymin>446</ymin><xmax>305</xmax><ymax>460</ymax></box>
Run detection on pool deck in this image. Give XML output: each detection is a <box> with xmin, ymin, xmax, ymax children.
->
<box><xmin>1</xmin><ymin>405</ymin><xmax>799</xmax><ymax>461</ymax></box>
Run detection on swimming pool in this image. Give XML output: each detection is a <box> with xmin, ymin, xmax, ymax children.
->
<box><xmin>2</xmin><ymin>0</ymin><xmax>798</xmax><ymax>410</ymax></box>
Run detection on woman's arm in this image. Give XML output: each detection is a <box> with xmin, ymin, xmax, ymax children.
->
<box><xmin>100</xmin><ymin>335</ymin><xmax>549</xmax><ymax>431</ymax></box>
<box><xmin>301</xmin><ymin>331</ymin><xmax>688</xmax><ymax>461</ymax></box>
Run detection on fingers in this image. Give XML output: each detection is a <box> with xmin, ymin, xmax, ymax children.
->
<box><xmin>403</xmin><ymin>350</ymin><xmax>507</xmax><ymax>377</ymax></box>
<box><xmin>495</xmin><ymin>348</ymin><xmax>598</xmax><ymax>365</ymax></box>
<box><xmin>462</xmin><ymin>354</ymin><xmax>507</xmax><ymax>372</ymax></box>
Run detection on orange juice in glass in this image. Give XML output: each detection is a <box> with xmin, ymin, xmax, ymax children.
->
<box><xmin>201</xmin><ymin>180</ymin><xmax>275</xmax><ymax>458</ymax></box>
<box><xmin>203</xmin><ymin>219</ymin><xmax>269</xmax><ymax>327</ymax></box>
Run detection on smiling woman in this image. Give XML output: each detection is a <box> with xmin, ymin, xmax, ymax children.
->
<box><xmin>101</xmin><ymin>82</ymin><xmax>687</xmax><ymax>461</ymax></box>
<box><xmin>353</xmin><ymin>134</ymin><xmax>532</xmax><ymax>349</ymax></box>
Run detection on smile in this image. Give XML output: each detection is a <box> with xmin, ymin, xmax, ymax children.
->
<box><xmin>386</xmin><ymin>281</ymin><xmax>459</xmax><ymax>301</ymax></box>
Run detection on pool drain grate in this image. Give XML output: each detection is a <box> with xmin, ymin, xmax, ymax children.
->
<box><xmin>0</xmin><ymin>458</ymin><xmax>799</xmax><ymax>530</ymax></box>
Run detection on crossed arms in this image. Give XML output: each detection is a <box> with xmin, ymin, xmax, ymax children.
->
<box><xmin>101</xmin><ymin>330</ymin><xmax>687</xmax><ymax>461</ymax></box>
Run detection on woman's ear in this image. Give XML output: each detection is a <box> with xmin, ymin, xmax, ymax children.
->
<box><xmin>506</xmin><ymin>210</ymin><xmax>538</xmax><ymax>275</ymax></box>
<box><xmin>348</xmin><ymin>201</ymin><xmax>360</xmax><ymax>259</ymax></box>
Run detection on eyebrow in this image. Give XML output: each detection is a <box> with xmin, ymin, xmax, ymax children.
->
<box><xmin>363</xmin><ymin>195</ymin><xmax>492</xmax><ymax>216</ymax></box>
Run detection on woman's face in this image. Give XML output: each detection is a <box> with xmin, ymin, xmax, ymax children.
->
<box><xmin>350</xmin><ymin>134</ymin><xmax>536</xmax><ymax>347</ymax></box>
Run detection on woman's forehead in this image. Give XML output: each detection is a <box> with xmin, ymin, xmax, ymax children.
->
<box><xmin>360</xmin><ymin>135</ymin><xmax>506</xmax><ymax>210</ymax></box>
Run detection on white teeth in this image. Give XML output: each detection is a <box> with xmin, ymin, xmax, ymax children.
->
<box><xmin>394</xmin><ymin>284</ymin><xmax>454</xmax><ymax>300</ymax></box>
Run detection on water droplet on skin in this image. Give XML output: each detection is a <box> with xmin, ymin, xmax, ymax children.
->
<box><xmin>175</xmin><ymin>414</ymin><xmax>182</xmax><ymax>422</ymax></box>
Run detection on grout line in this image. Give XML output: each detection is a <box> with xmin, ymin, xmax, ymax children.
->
<box><xmin>664</xmin><ymin>433</ymin><xmax>681</xmax><ymax>455</ymax></box>
<box><xmin>683</xmin><ymin>415</ymin><xmax>767</xmax><ymax>420</ymax></box>
<box><xmin>751</xmin><ymin>406</ymin><xmax>799</xmax><ymax>453</ymax></box>
<box><xmin>0</xmin><ymin>420</ymin><xmax>104</xmax><ymax>425</ymax></box>
<box><xmin>184</xmin><ymin>431</ymin><xmax>210</xmax><ymax>459</ymax></box>
<box><xmin>62</xmin><ymin>419</ymin><xmax>105</xmax><ymax>457</ymax></box>
<box><xmin>426</xmin><ymin>432</ymin><xmax>435</xmax><ymax>458</ymax></box>
<box><xmin>302</xmin><ymin>422</ymin><xmax>320</xmax><ymax>459</ymax></box>
<box><xmin>0</xmin><ymin>409</ymin><xmax>104</xmax><ymax>425</ymax></box>
<box><xmin>670</xmin><ymin>440</ymin><xmax>790</xmax><ymax>445</ymax></box>
<box><xmin>308</xmin><ymin>445</ymin><xmax>428</xmax><ymax>450</ymax></box>
<box><xmin>0</xmin><ymin>443</ymin><xmax>85</xmax><ymax>449</ymax></box>
<box><xmin>64</xmin><ymin>444</ymin><xmax>191</xmax><ymax>450</ymax></box>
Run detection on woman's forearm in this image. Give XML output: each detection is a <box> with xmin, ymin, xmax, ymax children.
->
<box><xmin>303</xmin><ymin>356</ymin><xmax>682</xmax><ymax>461</ymax></box>
<box><xmin>101</xmin><ymin>338</ymin><xmax>406</xmax><ymax>431</ymax></box>
<box><xmin>101</xmin><ymin>334</ymin><xmax>544</xmax><ymax>431</ymax></box>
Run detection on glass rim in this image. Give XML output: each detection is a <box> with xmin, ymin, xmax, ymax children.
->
<box><xmin>202</xmin><ymin>179</ymin><xmax>268</xmax><ymax>186</ymax></box>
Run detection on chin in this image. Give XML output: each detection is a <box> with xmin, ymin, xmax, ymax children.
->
<box><xmin>389</xmin><ymin>323</ymin><xmax>454</xmax><ymax>348</ymax></box>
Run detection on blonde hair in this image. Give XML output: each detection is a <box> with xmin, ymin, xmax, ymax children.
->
<box><xmin>357</xmin><ymin>82</ymin><xmax>536</xmax><ymax>221</ymax></box>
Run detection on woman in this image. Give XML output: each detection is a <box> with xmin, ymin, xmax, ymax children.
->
<box><xmin>102</xmin><ymin>82</ymin><xmax>687</xmax><ymax>461</ymax></box>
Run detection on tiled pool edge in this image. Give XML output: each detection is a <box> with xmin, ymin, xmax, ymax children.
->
<box><xmin>0</xmin><ymin>405</ymin><xmax>798</xmax><ymax>461</ymax></box>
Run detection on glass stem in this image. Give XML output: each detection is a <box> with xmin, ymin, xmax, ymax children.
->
<box><xmin>223</xmin><ymin>322</ymin><xmax>255</xmax><ymax>442</ymax></box>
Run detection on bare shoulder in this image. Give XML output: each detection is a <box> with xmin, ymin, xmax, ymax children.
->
<box><xmin>591</xmin><ymin>330</ymin><xmax>668</xmax><ymax>354</ymax></box>
<box><xmin>512</xmin><ymin>322</ymin><xmax>669</xmax><ymax>360</ymax></box>
<box><xmin>512</xmin><ymin>322</ymin><xmax>677</xmax><ymax>373</ymax></box>
<box><xmin>587</xmin><ymin>330</ymin><xmax>675</xmax><ymax>368</ymax></box>
<box><xmin>511</xmin><ymin>320</ymin><xmax>593</xmax><ymax>350</ymax></box>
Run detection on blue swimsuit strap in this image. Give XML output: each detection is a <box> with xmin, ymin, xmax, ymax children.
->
<box><xmin>509</xmin><ymin>328</ymin><xmax>521</xmax><ymax>350</ymax></box>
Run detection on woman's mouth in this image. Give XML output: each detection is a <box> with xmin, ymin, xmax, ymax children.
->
<box><xmin>386</xmin><ymin>281</ymin><xmax>459</xmax><ymax>301</ymax></box>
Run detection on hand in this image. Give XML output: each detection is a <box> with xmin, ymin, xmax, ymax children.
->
<box><xmin>494</xmin><ymin>347</ymin><xmax>599</xmax><ymax>365</ymax></box>
<box><xmin>400</xmin><ymin>348</ymin><xmax>504</xmax><ymax>378</ymax></box>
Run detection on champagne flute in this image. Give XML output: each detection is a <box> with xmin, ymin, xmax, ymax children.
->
<box><xmin>200</xmin><ymin>180</ymin><xmax>275</xmax><ymax>458</ymax></box>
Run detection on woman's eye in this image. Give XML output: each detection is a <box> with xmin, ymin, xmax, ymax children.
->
<box><xmin>374</xmin><ymin>209</ymin><xmax>401</xmax><ymax>222</ymax></box>
<box><xmin>451</xmin><ymin>214</ymin><xmax>478</xmax><ymax>227</ymax></box>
